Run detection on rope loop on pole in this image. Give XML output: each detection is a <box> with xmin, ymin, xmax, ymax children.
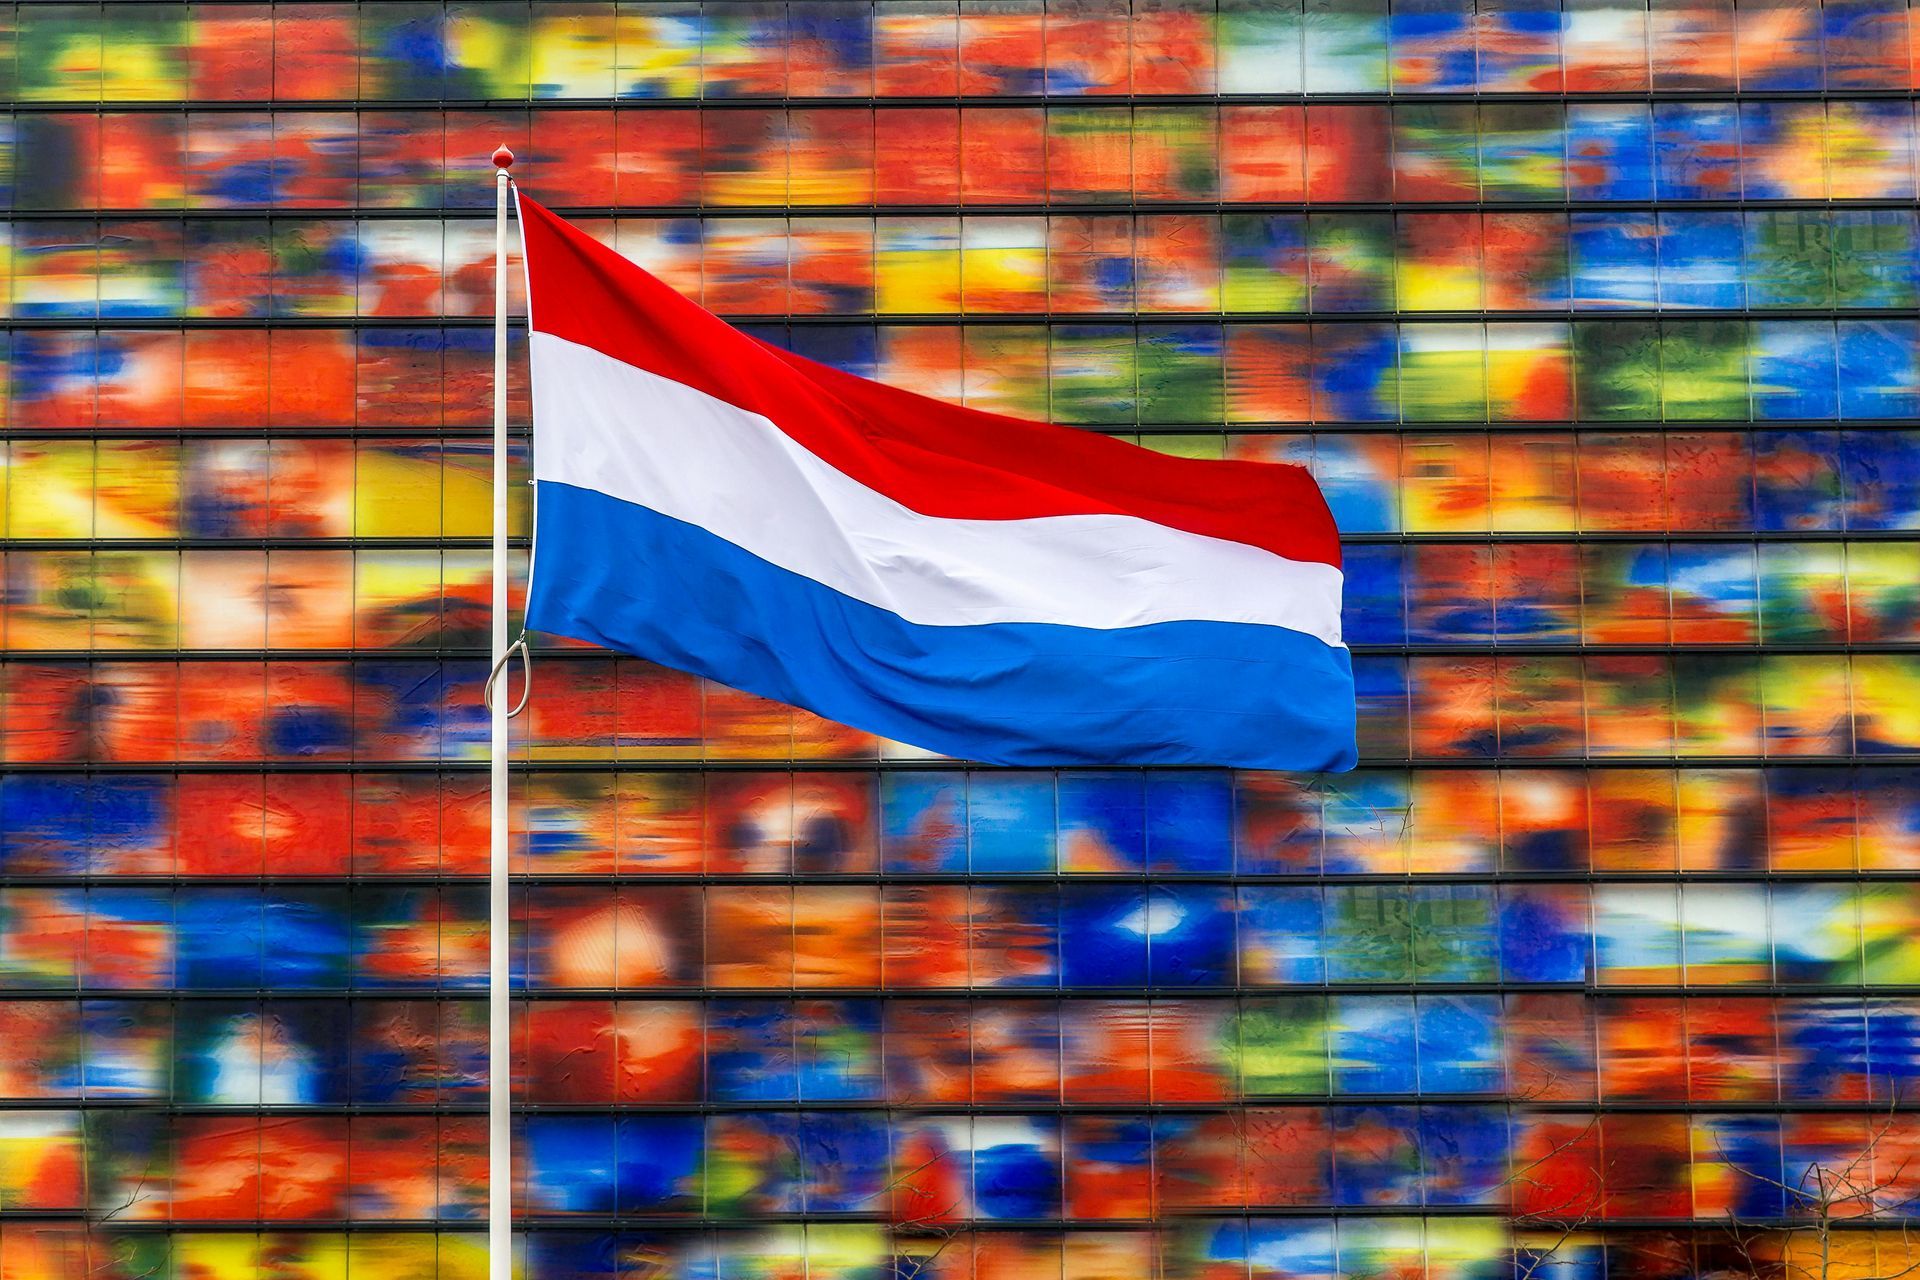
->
<box><xmin>484</xmin><ymin>632</ymin><xmax>533</xmax><ymax>718</ymax></box>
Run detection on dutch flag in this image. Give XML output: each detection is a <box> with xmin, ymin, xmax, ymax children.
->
<box><xmin>516</xmin><ymin>195</ymin><xmax>1357</xmax><ymax>771</ymax></box>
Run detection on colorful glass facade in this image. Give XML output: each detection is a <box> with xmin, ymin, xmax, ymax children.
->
<box><xmin>2</xmin><ymin>1</ymin><xmax>1920</xmax><ymax>1277</ymax></box>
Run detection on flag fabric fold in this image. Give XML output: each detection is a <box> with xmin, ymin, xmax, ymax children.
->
<box><xmin>516</xmin><ymin>194</ymin><xmax>1357</xmax><ymax>771</ymax></box>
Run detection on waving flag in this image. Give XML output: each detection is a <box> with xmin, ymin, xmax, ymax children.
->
<box><xmin>516</xmin><ymin>195</ymin><xmax>1356</xmax><ymax>770</ymax></box>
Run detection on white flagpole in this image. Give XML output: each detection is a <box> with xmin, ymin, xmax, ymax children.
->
<box><xmin>488</xmin><ymin>143</ymin><xmax>515</xmax><ymax>1280</ymax></box>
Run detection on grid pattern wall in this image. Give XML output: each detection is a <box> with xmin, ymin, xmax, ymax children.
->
<box><xmin>2</xmin><ymin>2</ymin><xmax>1919</xmax><ymax>1278</ymax></box>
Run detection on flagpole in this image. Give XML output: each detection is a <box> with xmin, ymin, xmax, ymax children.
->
<box><xmin>488</xmin><ymin>143</ymin><xmax>515</xmax><ymax>1280</ymax></box>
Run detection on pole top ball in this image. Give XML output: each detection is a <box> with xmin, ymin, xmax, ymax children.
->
<box><xmin>491</xmin><ymin>145</ymin><xmax>515</xmax><ymax>170</ymax></box>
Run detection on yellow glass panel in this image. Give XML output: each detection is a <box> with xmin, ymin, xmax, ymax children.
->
<box><xmin>1846</xmin><ymin>542</ymin><xmax>1920</xmax><ymax>642</ymax></box>
<box><xmin>445</xmin><ymin>5</ymin><xmax>531</xmax><ymax>99</ymax></box>
<box><xmin>355</xmin><ymin>550</ymin><xmax>445</xmax><ymax>649</ymax></box>
<box><xmin>1852</xmin><ymin>654</ymin><xmax>1920</xmax><ymax>753</ymax></box>
<box><xmin>263</xmin><ymin>1233</ymin><xmax>349</xmax><ymax>1280</ymax></box>
<box><xmin>1398</xmin><ymin>324</ymin><xmax>1487</xmax><ymax>423</ymax></box>
<box><xmin>1862</xmin><ymin>883</ymin><xmax>1920</xmax><ymax>984</ymax></box>
<box><xmin>613</xmin><ymin>6</ymin><xmax>702</xmax><ymax>99</ymax></box>
<box><xmin>170</xmin><ymin>1234</ymin><xmax>265</xmax><ymax>1278</ymax></box>
<box><xmin>807</xmin><ymin>1225</ymin><xmax>890</xmax><ymax>1272</ymax></box>
<box><xmin>93</xmin><ymin>439</ymin><xmax>179</xmax><ymax>539</ymax></box>
<box><xmin>876</xmin><ymin>218</ymin><xmax>961</xmax><ymax>314</ymax></box>
<box><xmin>1828</xmin><ymin>102</ymin><xmax>1913</xmax><ymax>199</ymax></box>
<box><xmin>1758</xmin><ymin>653</ymin><xmax>1852</xmax><ymax>756</ymax></box>
<box><xmin>1426</xmin><ymin>1218</ymin><xmax>1510</xmax><ymax>1280</ymax></box>
<box><xmin>1396</xmin><ymin>257</ymin><xmax>1480</xmax><ymax>311</ymax></box>
<box><xmin>355</xmin><ymin>441</ymin><xmax>443</xmax><ymax>538</ymax></box>
<box><xmin>0</xmin><ymin>223</ymin><xmax>14</xmax><ymax>318</ymax></box>
<box><xmin>100</xmin><ymin>13</ymin><xmax>186</xmax><ymax>101</ymax></box>
<box><xmin>348</xmin><ymin>1233</ymin><xmax>484</xmax><ymax>1280</ymax></box>
<box><xmin>530</xmin><ymin>4</ymin><xmax>619</xmax><ymax>99</ymax></box>
<box><xmin>89</xmin><ymin>550</ymin><xmax>179</xmax><ymax>651</ymax></box>
<box><xmin>1487</xmin><ymin>322</ymin><xmax>1571</xmax><ymax>422</ymax></box>
<box><xmin>7</xmin><ymin>441</ymin><xmax>94</xmax><ymax>538</ymax></box>
<box><xmin>441</xmin><ymin>441</ymin><xmax>493</xmax><ymax>538</ymax></box>
<box><xmin>1142</xmin><ymin>434</ymin><xmax>1226</xmax><ymax>460</ymax></box>
<box><xmin>960</xmin><ymin>217</ymin><xmax>1047</xmax><ymax>314</ymax></box>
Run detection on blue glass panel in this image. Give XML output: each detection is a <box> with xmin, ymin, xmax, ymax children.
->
<box><xmin>1313</xmin><ymin>323</ymin><xmax>1399</xmax><ymax>423</ymax></box>
<box><xmin>614</xmin><ymin>1115</ymin><xmax>705</xmax><ymax>1214</ymax></box>
<box><xmin>1340</xmin><ymin>544</ymin><xmax>1406</xmax><ymax>645</ymax></box>
<box><xmin>880</xmin><ymin>771</ymin><xmax>968</xmax><ymax>873</ymax></box>
<box><xmin>1389</xmin><ymin>0</ymin><xmax>1477</xmax><ymax>93</ymax></box>
<box><xmin>1498</xmin><ymin>885</ymin><xmax>1591</xmax><ymax>983</ymax></box>
<box><xmin>1238</xmin><ymin>886</ymin><xmax>1328</xmax><ymax>985</ymax></box>
<box><xmin>1565</xmin><ymin>104</ymin><xmax>1654</xmax><ymax>201</ymax></box>
<box><xmin>1751</xmin><ymin>321</ymin><xmax>1839</xmax><ymax>422</ymax></box>
<box><xmin>1569</xmin><ymin>211</ymin><xmax>1657</xmax><ymax>308</ymax></box>
<box><xmin>798</xmin><ymin>1110</ymin><xmax>889</xmax><ymax>1212</ymax></box>
<box><xmin>529</xmin><ymin>1114</ymin><xmax>620</xmax><ymax>1214</ymax></box>
<box><xmin>1840</xmin><ymin>320</ymin><xmax>1920</xmax><ymax>420</ymax></box>
<box><xmin>1330</xmin><ymin>1104</ymin><xmax>1421</xmax><ymax>1203</ymax></box>
<box><xmin>1416</xmin><ymin>1104</ymin><xmax>1509</xmax><ymax>1204</ymax></box>
<box><xmin>1753</xmin><ymin>431</ymin><xmax>1844</xmax><ymax>530</ymax></box>
<box><xmin>1656</xmin><ymin>212</ymin><xmax>1745</xmax><ymax>309</ymax></box>
<box><xmin>261</xmin><ymin>888</ymin><xmax>350</xmax><ymax>989</ymax></box>
<box><xmin>1245</xmin><ymin>1219</ymin><xmax>1339</xmax><ymax>1280</ymax></box>
<box><xmin>971</xmin><ymin>1115</ymin><xmax>1061</xmax><ymax>1219</ymax></box>
<box><xmin>1145</xmin><ymin>771</ymin><xmax>1235</xmax><ymax>874</ymax></box>
<box><xmin>1652</xmin><ymin>102</ymin><xmax>1741</xmax><ymax>200</ymax></box>
<box><xmin>1146</xmin><ymin>885</ymin><xmax>1237</xmax><ymax>987</ymax></box>
<box><xmin>795</xmin><ymin>999</ymin><xmax>883</xmax><ymax>1102</ymax></box>
<box><xmin>1841</xmin><ymin>430</ymin><xmax>1920</xmax><ymax>530</ymax></box>
<box><xmin>1415</xmin><ymin>995</ymin><xmax>1504</xmax><ymax>1094</ymax></box>
<box><xmin>967</xmin><ymin>772</ymin><xmax>1057</xmax><ymax>874</ymax></box>
<box><xmin>707</xmin><ymin>1000</ymin><xmax>798</xmax><ymax>1102</ymax></box>
<box><xmin>1058</xmin><ymin>771</ymin><xmax>1146</xmax><ymax>873</ymax></box>
<box><xmin>1308</xmin><ymin>433</ymin><xmax>1399</xmax><ymax>532</ymax></box>
<box><xmin>1059</xmin><ymin>886</ymin><xmax>1149</xmax><ymax>987</ymax></box>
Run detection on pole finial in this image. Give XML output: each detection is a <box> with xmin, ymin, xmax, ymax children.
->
<box><xmin>491</xmin><ymin>144</ymin><xmax>515</xmax><ymax>170</ymax></box>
